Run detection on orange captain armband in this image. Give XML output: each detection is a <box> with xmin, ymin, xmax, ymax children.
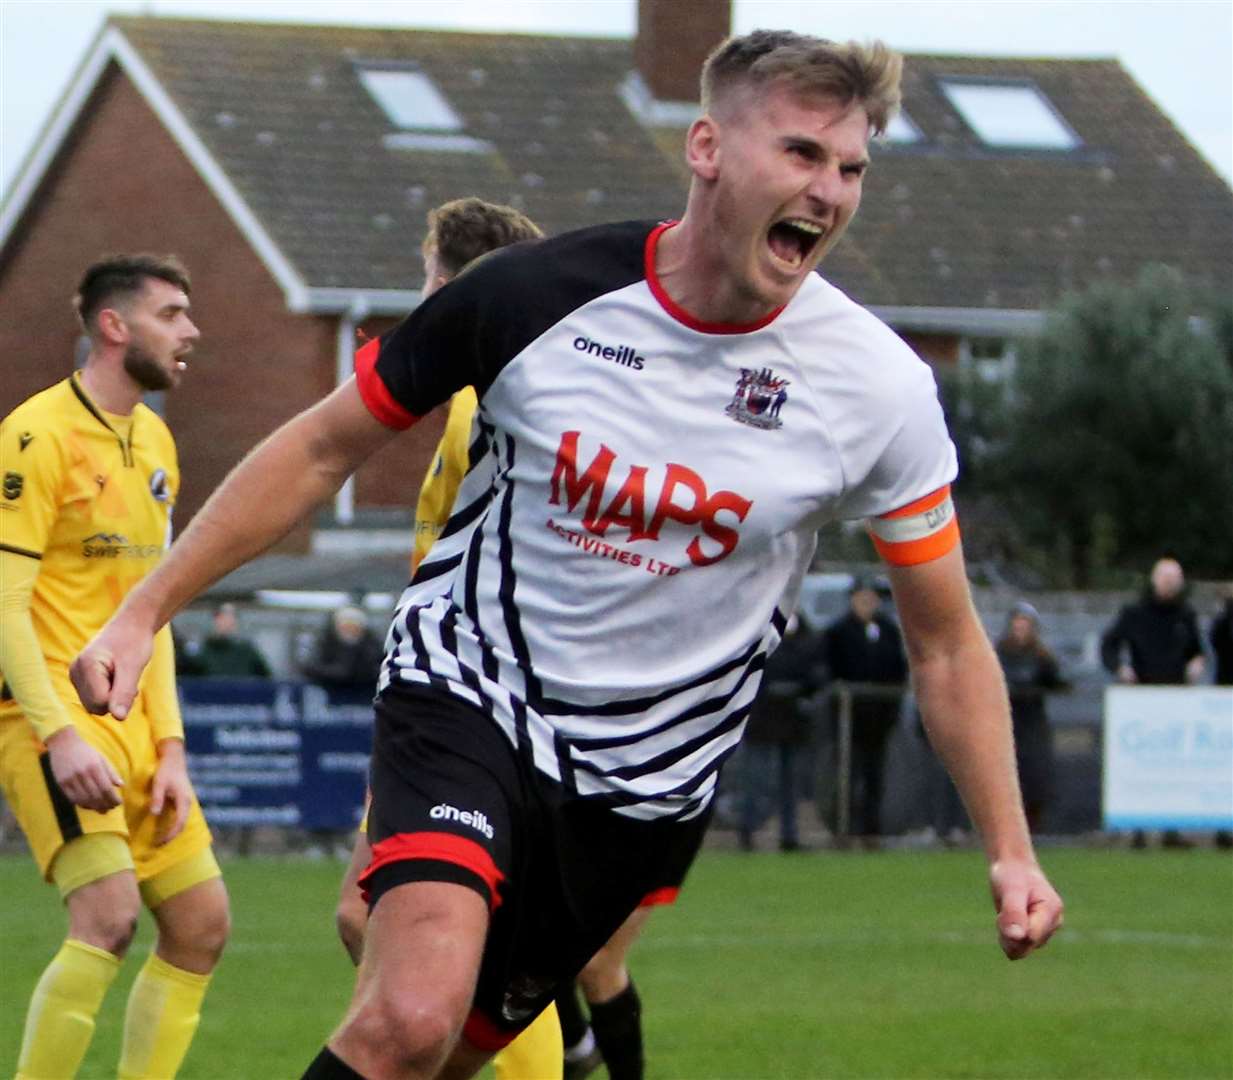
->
<box><xmin>867</xmin><ymin>485</ymin><xmax>960</xmax><ymax>567</ymax></box>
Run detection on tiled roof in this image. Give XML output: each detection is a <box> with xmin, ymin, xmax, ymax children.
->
<box><xmin>111</xmin><ymin>17</ymin><xmax>1232</xmax><ymax>311</ymax></box>
<box><xmin>845</xmin><ymin>55</ymin><xmax>1233</xmax><ymax>310</ymax></box>
<box><xmin>114</xmin><ymin>16</ymin><xmax>684</xmax><ymax>293</ymax></box>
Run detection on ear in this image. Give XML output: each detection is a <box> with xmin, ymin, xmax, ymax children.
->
<box><xmin>685</xmin><ymin>115</ymin><xmax>721</xmax><ymax>182</ymax></box>
<box><xmin>96</xmin><ymin>307</ymin><xmax>130</xmax><ymax>347</ymax></box>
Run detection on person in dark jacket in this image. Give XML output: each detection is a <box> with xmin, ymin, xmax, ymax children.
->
<box><xmin>1100</xmin><ymin>558</ymin><xmax>1205</xmax><ymax>686</ymax></box>
<box><xmin>302</xmin><ymin>605</ymin><xmax>386</xmax><ymax>692</ymax></box>
<box><xmin>1210</xmin><ymin>593</ymin><xmax>1233</xmax><ymax>687</ymax></box>
<box><xmin>179</xmin><ymin>602</ymin><xmax>271</xmax><ymax>678</ymax></box>
<box><xmin>824</xmin><ymin>577</ymin><xmax>908</xmax><ymax>841</ymax></box>
<box><xmin>739</xmin><ymin>611</ymin><xmax>824</xmax><ymax>851</ymax></box>
<box><xmin>996</xmin><ymin>602</ymin><xmax>1068</xmax><ymax>834</ymax></box>
<box><xmin>1101</xmin><ymin>558</ymin><xmax>1206</xmax><ymax>849</ymax></box>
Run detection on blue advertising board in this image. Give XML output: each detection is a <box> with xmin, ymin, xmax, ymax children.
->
<box><xmin>179</xmin><ymin>679</ymin><xmax>374</xmax><ymax>830</ymax></box>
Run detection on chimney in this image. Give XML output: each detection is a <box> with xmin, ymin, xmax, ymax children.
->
<box><xmin>634</xmin><ymin>0</ymin><xmax>732</xmax><ymax>103</ymax></box>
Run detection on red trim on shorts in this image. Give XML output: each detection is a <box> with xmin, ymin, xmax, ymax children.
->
<box><xmin>354</xmin><ymin>337</ymin><xmax>420</xmax><ymax>430</ymax></box>
<box><xmin>639</xmin><ymin>886</ymin><xmax>680</xmax><ymax>908</ymax></box>
<box><xmin>359</xmin><ymin>832</ymin><xmax>505</xmax><ymax>910</ymax></box>
<box><xmin>462</xmin><ymin>1007</ymin><xmax>518</xmax><ymax>1052</ymax></box>
<box><xmin>644</xmin><ymin>222</ymin><xmax>785</xmax><ymax>335</ymax></box>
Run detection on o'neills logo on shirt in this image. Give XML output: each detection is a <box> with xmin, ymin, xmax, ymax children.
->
<box><xmin>549</xmin><ymin>430</ymin><xmax>752</xmax><ymax>567</ymax></box>
<box><xmin>430</xmin><ymin>803</ymin><xmax>495</xmax><ymax>840</ymax></box>
<box><xmin>573</xmin><ymin>335</ymin><xmax>645</xmax><ymax>370</ymax></box>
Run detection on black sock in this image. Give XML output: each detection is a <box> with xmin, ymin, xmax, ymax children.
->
<box><xmin>302</xmin><ymin>1046</ymin><xmax>366</xmax><ymax>1079</ymax></box>
<box><xmin>589</xmin><ymin>979</ymin><xmax>643</xmax><ymax>1080</ymax></box>
<box><xmin>555</xmin><ymin>979</ymin><xmax>592</xmax><ymax>1050</ymax></box>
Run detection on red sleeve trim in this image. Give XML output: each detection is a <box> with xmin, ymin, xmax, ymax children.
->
<box><xmin>354</xmin><ymin>337</ymin><xmax>419</xmax><ymax>431</ymax></box>
<box><xmin>638</xmin><ymin>885</ymin><xmax>680</xmax><ymax>908</ymax></box>
<box><xmin>359</xmin><ymin>831</ymin><xmax>505</xmax><ymax>911</ymax></box>
<box><xmin>462</xmin><ymin>1008</ymin><xmax>520</xmax><ymax>1052</ymax></box>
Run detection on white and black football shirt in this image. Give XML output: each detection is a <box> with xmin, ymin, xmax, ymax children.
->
<box><xmin>356</xmin><ymin>220</ymin><xmax>957</xmax><ymax>821</ymax></box>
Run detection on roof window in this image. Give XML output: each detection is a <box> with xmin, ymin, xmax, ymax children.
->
<box><xmin>882</xmin><ymin>109</ymin><xmax>923</xmax><ymax>144</ymax></box>
<box><xmin>940</xmin><ymin>79</ymin><xmax>1079</xmax><ymax>149</ymax></box>
<box><xmin>359</xmin><ymin>68</ymin><xmax>462</xmax><ymax>131</ymax></box>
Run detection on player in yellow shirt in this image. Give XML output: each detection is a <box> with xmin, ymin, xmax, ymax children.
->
<box><xmin>331</xmin><ymin>199</ymin><xmax>561</xmax><ymax>1080</ymax></box>
<box><xmin>0</xmin><ymin>254</ymin><xmax>229</xmax><ymax>1079</ymax></box>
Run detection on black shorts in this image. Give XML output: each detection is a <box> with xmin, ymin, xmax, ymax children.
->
<box><xmin>361</xmin><ymin>683</ymin><xmax>710</xmax><ymax>1050</ymax></box>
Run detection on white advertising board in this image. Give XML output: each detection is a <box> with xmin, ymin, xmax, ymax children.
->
<box><xmin>1102</xmin><ymin>686</ymin><xmax>1233</xmax><ymax>830</ymax></box>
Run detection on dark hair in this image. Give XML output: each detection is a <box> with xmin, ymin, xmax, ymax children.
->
<box><xmin>74</xmin><ymin>253</ymin><xmax>191</xmax><ymax>333</ymax></box>
<box><xmin>701</xmin><ymin>30</ymin><xmax>902</xmax><ymax>135</ymax></box>
<box><xmin>850</xmin><ymin>573</ymin><xmax>891</xmax><ymax>598</ymax></box>
<box><xmin>422</xmin><ymin>198</ymin><xmax>543</xmax><ymax>279</ymax></box>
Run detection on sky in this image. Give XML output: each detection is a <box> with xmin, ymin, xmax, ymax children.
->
<box><xmin>0</xmin><ymin>0</ymin><xmax>1230</xmax><ymax>196</ymax></box>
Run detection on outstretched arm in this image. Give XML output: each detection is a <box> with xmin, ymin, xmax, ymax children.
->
<box><xmin>888</xmin><ymin>545</ymin><xmax>1063</xmax><ymax>960</ymax></box>
<box><xmin>71</xmin><ymin>378</ymin><xmax>399</xmax><ymax>719</ymax></box>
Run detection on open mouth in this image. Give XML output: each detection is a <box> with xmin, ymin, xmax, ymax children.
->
<box><xmin>767</xmin><ymin>218</ymin><xmax>824</xmax><ymax>269</ymax></box>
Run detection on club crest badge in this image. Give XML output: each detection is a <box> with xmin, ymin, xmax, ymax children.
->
<box><xmin>725</xmin><ymin>367</ymin><xmax>789</xmax><ymax>430</ymax></box>
<box><xmin>149</xmin><ymin>468</ymin><xmax>170</xmax><ymax>502</ymax></box>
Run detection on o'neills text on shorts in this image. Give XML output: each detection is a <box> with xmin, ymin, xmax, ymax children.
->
<box><xmin>430</xmin><ymin>803</ymin><xmax>495</xmax><ymax>839</ymax></box>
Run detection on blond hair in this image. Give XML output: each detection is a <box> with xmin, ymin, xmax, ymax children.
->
<box><xmin>701</xmin><ymin>30</ymin><xmax>902</xmax><ymax>136</ymax></box>
<box><xmin>422</xmin><ymin>198</ymin><xmax>543</xmax><ymax>279</ymax></box>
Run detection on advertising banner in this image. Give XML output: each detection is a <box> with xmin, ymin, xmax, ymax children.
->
<box><xmin>180</xmin><ymin>679</ymin><xmax>373</xmax><ymax>830</ymax></box>
<box><xmin>1102</xmin><ymin>686</ymin><xmax>1233</xmax><ymax>830</ymax></box>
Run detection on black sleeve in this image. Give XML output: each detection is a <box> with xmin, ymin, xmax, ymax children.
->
<box><xmin>369</xmin><ymin>222</ymin><xmax>653</xmax><ymax>419</ymax></box>
<box><xmin>371</xmin><ymin>246</ymin><xmax>530</xmax><ymax>417</ymax></box>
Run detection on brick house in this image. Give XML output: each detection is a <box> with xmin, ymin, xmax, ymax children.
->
<box><xmin>2</xmin><ymin>0</ymin><xmax>1229</xmax><ymax>574</ymax></box>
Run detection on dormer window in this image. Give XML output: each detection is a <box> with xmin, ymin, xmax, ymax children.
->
<box><xmin>940</xmin><ymin>78</ymin><xmax>1080</xmax><ymax>149</ymax></box>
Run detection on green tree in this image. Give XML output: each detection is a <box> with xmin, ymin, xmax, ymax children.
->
<box><xmin>994</xmin><ymin>265</ymin><xmax>1233</xmax><ymax>586</ymax></box>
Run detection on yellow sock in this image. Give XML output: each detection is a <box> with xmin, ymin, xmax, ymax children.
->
<box><xmin>17</xmin><ymin>938</ymin><xmax>121</xmax><ymax>1080</ymax></box>
<box><xmin>493</xmin><ymin>1001</ymin><xmax>563</xmax><ymax>1080</ymax></box>
<box><xmin>118</xmin><ymin>953</ymin><xmax>212</xmax><ymax>1080</ymax></box>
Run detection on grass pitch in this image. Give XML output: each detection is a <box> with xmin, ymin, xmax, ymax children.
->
<box><xmin>1</xmin><ymin>847</ymin><xmax>1230</xmax><ymax>1079</ymax></box>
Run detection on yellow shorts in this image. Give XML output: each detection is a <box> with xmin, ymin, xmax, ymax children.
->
<box><xmin>0</xmin><ymin>670</ymin><xmax>213</xmax><ymax>890</ymax></box>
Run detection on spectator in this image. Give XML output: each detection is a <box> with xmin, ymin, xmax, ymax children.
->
<box><xmin>1101</xmin><ymin>557</ymin><xmax>1205</xmax><ymax>849</ymax></box>
<box><xmin>1207</xmin><ymin>592</ymin><xmax>1233</xmax><ymax>850</ymax></box>
<box><xmin>824</xmin><ymin>577</ymin><xmax>908</xmax><ymax>845</ymax></box>
<box><xmin>302</xmin><ymin>604</ymin><xmax>385</xmax><ymax>693</ymax></box>
<box><xmin>179</xmin><ymin>602</ymin><xmax>271</xmax><ymax>678</ymax></box>
<box><xmin>1210</xmin><ymin>592</ymin><xmax>1233</xmax><ymax>687</ymax></box>
<box><xmin>1100</xmin><ymin>557</ymin><xmax>1205</xmax><ymax>687</ymax></box>
<box><xmin>995</xmin><ymin>602</ymin><xmax>1068</xmax><ymax>834</ymax></box>
<box><xmin>739</xmin><ymin>611</ymin><xmax>824</xmax><ymax>852</ymax></box>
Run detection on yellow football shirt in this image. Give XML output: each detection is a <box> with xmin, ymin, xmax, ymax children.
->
<box><xmin>411</xmin><ymin>386</ymin><xmax>478</xmax><ymax>573</ymax></box>
<box><xmin>0</xmin><ymin>374</ymin><xmax>179</xmax><ymax>731</ymax></box>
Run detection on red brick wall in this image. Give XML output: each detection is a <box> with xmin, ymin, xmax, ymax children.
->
<box><xmin>0</xmin><ymin>65</ymin><xmax>441</xmax><ymax>547</ymax></box>
<box><xmin>899</xmin><ymin>331</ymin><xmax>960</xmax><ymax>366</ymax></box>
